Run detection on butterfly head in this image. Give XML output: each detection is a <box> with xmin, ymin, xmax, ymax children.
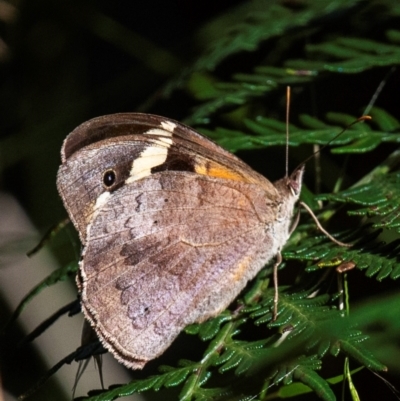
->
<box><xmin>272</xmin><ymin>164</ymin><xmax>304</xmax><ymax>224</ymax></box>
<box><xmin>287</xmin><ymin>164</ymin><xmax>304</xmax><ymax>197</ymax></box>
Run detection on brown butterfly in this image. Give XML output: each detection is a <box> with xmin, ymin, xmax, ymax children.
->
<box><xmin>56</xmin><ymin>113</ymin><xmax>303</xmax><ymax>369</ymax></box>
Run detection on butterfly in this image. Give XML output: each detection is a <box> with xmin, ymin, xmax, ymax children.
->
<box><xmin>56</xmin><ymin>113</ymin><xmax>303</xmax><ymax>369</ymax></box>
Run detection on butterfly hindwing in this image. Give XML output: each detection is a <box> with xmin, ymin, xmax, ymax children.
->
<box><xmin>80</xmin><ymin>172</ymin><xmax>277</xmax><ymax>368</ymax></box>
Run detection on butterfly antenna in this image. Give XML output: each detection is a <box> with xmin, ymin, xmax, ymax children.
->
<box><xmin>292</xmin><ymin>116</ymin><xmax>371</xmax><ymax>250</ymax></box>
<box><xmin>294</xmin><ymin>115</ymin><xmax>371</xmax><ymax>172</ymax></box>
<box><xmin>363</xmin><ymin>66</ymin><xmax>396</xmax><ymax>116</ymax></box>
<box><xmin>285</xmin><ymin>86</ymin><xmax>290</xmax><ymax>178</ymax></box>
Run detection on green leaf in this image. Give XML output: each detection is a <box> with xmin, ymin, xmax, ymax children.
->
<box><xmin>197</xmin><ymin>110</ymin><xmax>400</xmax><ymax>155</ymax></box>
<box><xmin>179</xmin><ymin>373</ymin><xmax>199</xmax><ymax>401</ymax></box>
<box><xmin>198</xmin><ymin>312</ymin><xmax>232</xmax><ymax>341</ymax></box>
<box><xmin>339</xmin><ymin>341</ymin><xmax>387</xmax><ymax>372</ymax></box>
<box><xmin>293</xmin><ymin>367</ymin><xmax>335</xmax><ymax>401</ymax></box>
<box><xmin>318</xmin><ymin>171</ymin><xmax>400</xmax><ymax>234</ymax></box>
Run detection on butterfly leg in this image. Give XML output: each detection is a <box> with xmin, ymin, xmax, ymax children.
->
<box><xmin>73</xmin><ymin>320</ymin><xmax>105</xmax><ymax>398</ymax></box>
<box><xmin>272</xmin><ymin>210</ymin><xmax>300</xmax><ymax>321</ymax></box>
<box><xmin>273</xmin><ymin>251</ymin><xmax>282</xmax><ymax>321</ymax></box>
<box><xmin>299</xmin><ymin>201</ymin><xmax>351</xmax><ymax>247</ymax></box>
<box><xmin>289</xmin><ymin>209</ymin><xmax>300</xmax><ymax>236</ymax></box>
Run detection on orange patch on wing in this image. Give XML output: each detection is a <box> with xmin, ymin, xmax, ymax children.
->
<box><xmin>195</xmin><ymin>160</ymin><xmax>244</xmax><ymax>181</ymax></box>
<box><xmin>232</xmin><ymin>257</ymin><xmax>251</xmax><ymax>282</ymax></box>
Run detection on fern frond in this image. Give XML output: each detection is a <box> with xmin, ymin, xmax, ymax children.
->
<box><xmin>200</xmin><ymin>109</ymin><xmax>400</xmax><ymax>153</ymax></box>
<box><xmin>286</xmin><ymin>223</ymin><xmax>400</xmax><ymax>281</ymax></box>
<box><xmin>288</xmin><ymin>35</ymin><xmax>400</xmax><ymax>74</ymax></box>
<box><xmin>319</xmin><ymin>171</ymin><xmax>400</xmax><ymax>234</ymax></box>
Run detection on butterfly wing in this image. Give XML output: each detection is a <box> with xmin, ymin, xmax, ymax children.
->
<box><xmin>57</xmin><ymin>114</ymin><xmax>279</xmax><ymax>243</ymax></box>
<box><xmin>80</xmin><ymin>172</ymin><xmax>279</xmax><ymax>368</ymax></box>
<box><xmin>57</xmin><ymin>113</ymin><xmax>294</xmax><ymax>369</ymax></box>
